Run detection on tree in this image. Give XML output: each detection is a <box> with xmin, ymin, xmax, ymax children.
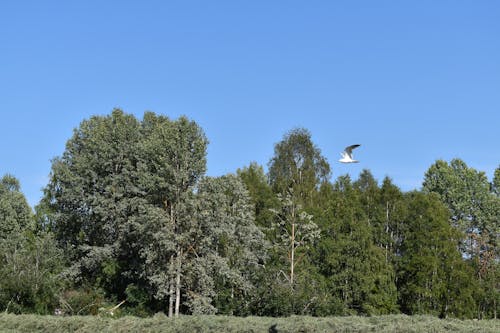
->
<box><xmin>139</xmin><ymin>112</ymin><xmax>208</xmax><ymax>316</ymax></box>
<box><xmin>270</xmin><ymin>189</ymin><xmax>320</xmax><ymax>288</ymax></box>
<box><xmin>0</xmin><ymin>174</ymin><xmax>33</xmax><ymax>237</ymax></box>
<box><xmin>145</xmin><ymin>175</ymin><xmax>267</xmax><ymax>315</ymax></box>
<box><xmin>422</xmin><ymin>159</ymin><xmax>497</xmax><ymax>258</ymax></box>
<box><xmin>44</xmin><ymin>109</ymin><xmax>146</xmax><ymax>299</ymax></box>
<box><xmin>353</xmin><ymin>170</ymin><xmax>384</xmax><ymax>248</ymax></box>
<box><xmin>422</xmin><ymin>159</ymin><xmax>499</xmax><ymax>318</ymax></box>
<box><xmin>194</xmin><ymin>175</ymin><xmax>268</xmax><ymax>315</ymax></box>
<box><xmin>0</xmin><ymin>175</ymin><xmax>63</xmax><ymax>314</ymax></box>
<box><xmin>316</xmin><ymin>175</ymin><xmax>398</xmax><ymax>315</ymax></box>
<box><xmin>268</xmin><ymin>128</ymin><xmax>330</xmax><ymax>206</ymax></box>
<box><xmin>397</xmin><ymin>192</ymin><xmax>476</xmax><ymax>318</ymax></box>
<box><xmin>378</xmin><ymin>176</ymin><xmax>406</xmax><ymax>262</ymax></box>
<box><xmin>492</xmin><ymin>166</ymin><xmax>500</xmax><ymax>196</ymax></box>
<box><xmin>237</xmin><ymin>162</ymin><xmax>277</xmax><ymax>229</ymax></box>
<box><xmin>43</xmin><ymin>109</ymin><xmax>208</xmax><ymax>316</ymax></box>
<box><xmin>0</xmin><ymin>231</ymin><xmax>64</xmax><ymax>314</ymax></box>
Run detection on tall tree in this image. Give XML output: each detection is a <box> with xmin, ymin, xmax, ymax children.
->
<box><xmin>378</xmin><ymin>176</ymin><xmax>406</xmax><ymax>262</ymax></box>
<box><xmin>44</xmin><ymin>109</ymin><xmax>208</xmax><ymax>316</ymax></box>
<box><xmin>139</xmin><ymin>113</ymin><xmax>207</xmax><ymax>316</ymax></box>
<box><xmin>194</xmin><ymin>175</ymin><xmax>267</xmax><ymax>314</ymax></box>
<box><xmin>268</xmin><ymin>128</ymin><xmax>330</xmax><ymax>206</ymax></box>
<box><xmin>270</xmin><ymin>189</ymin><xmax>320</xmax><ymax>288</ymax></box>
<box><xmin>316</xmin><ymin>175</ymin><xmax>398</xmax><ymax>315</ymax></box>
<box><xmin>145</xmin><ymin>175</ymin><xmax>267</xmax><ymax>315</ymax></box>
<box><xmin>0</xmin><ymin>175</ymin><xmax>63</xmax><ymax>314</ymax></box>
<box><xmin>45</xmin><ymin>109</ymin><xmax>145</xmax><ymax>297</ymax></box>
<box><xmin>396</xmin><ymin>192</ymin><xmax>476</xmax><ymax>318</ymax></box>
<box><xmin>422</xmin><ymin>159</ymin><xmax>499</xmax><ymax>319</ymax></box>
<box><xmin>353</xmin><ymin>170</ymin><xmax>384</xmax><ymax>244</ymax></box>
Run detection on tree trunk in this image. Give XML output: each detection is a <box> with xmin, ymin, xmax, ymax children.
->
<box><xmin>174</xmin><ymin>248</ymin><xmax>182</xmax><ymax>317</ymax></box>
<box><xmin>168</xmin><ymin>255</ymin><xmax>174</xmax><ymax>317</ymax></box>
<box><xmin>291</xmin><ymin>221</ymin><xmax>295</xmax><ymax>288</ymax></box>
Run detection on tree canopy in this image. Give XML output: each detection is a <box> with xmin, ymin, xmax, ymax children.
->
<box><xmin>1</xmin><ymin>110</ymin><xmax>498</xmax><ymax>319</ymax></box>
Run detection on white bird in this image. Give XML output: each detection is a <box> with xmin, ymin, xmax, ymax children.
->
<box><xmin>339</xmin><ymin>144</ymin><xmax>361</xmax><ymax>163</ymax></box>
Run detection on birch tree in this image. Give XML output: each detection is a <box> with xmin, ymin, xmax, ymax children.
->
<box><xmin>270</xmin><ymin>189</ymin><xmax>320</xmax><ymax>288</ymax></box>
<box><xmin>268</xmin><ymin>128</ymin><xmax>330</xmax><ymax>206</ymax></box>
<box><xmin>139</xmin><ymin>113</ymin><xmax>207</xmax><ymax>316</ymax></box>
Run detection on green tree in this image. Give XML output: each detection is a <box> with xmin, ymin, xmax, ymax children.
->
<box><xmin>316</xmin><ymin>176</ymin><xmax>398</xmax><ymax>315</ymax></box>
<box><xmin>44</xmin><ymin>109</ymin><xmax>208</xmax><ymax>316</ymax></box>
<box><xmin>397</xmin><ymin>192</ymin><xmax>476</xmax><ymax>318</ymax></box>
<box><xmin>139</xmin><ymin>112</ymin><xmax>207</xmax><ymax>316</ymax></box>
<box><xmin>422</xmin><ymin>159</ymin><xmax>496</xmax><ymax>258</ymax></box>
<box><xmin>194</xmin><ymin>175</ymin><xmax>267</xmax><ymax>315</ymax></box>
<box><xmin>237</xmin><ymin>162</ymin><xmax>277</xmax><ymax>229</ymax></box>
<box><xmin>259</xmin><ymin>128</ymin><xmax>332</xmax><ymax>315</ymax></box>
<box><xmin>268</xmin><ymin>128</ymin><xmax>330</xmax><ymax>206</ymax></box>
<box><xmin>423</xmin><ymin>159</ymin><xmax>499</xmax><ymax>318</ymax></box>
<box><xmin>0</xmin><ymin>231</ymin><xmax>64</xmax><ymax>314</ymax></box>
<box><xmin>270</xmin><ymin>189</ymin><xmax>320</xmax><ymax>288</ymax></box>
<box><xmin>353</xmin><ymin>171</ymin><xmax>400</xmax><ymax>314</ymax></box>
<box><xmin>45</xmin><ymin>109</ymin><xmax>145</xmax><ymax>297</ymax></box>
<box><xmin>378</xmin><ymin>176</ymin><xmax>406</xmax><ymax>262</ymax></box>
<box><xmin>492</xmin><ymin>166</ymin><xmax>500</xmax><ymax>196</ymax></box>
<box><xmin>0</xmin><ymin>174</ymin><xmax>33</xmax><ymax>237</ymax></box>
<box><xmin>145</xmin><ymin>175</ymin><xmax>267</xmax><ymax>315</ymax></box>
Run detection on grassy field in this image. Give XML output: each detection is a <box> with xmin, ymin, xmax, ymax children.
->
<box><xmin>0</xmin><ymin>313</ymin><xmax>498</xmax><ymax>333</ymax></box>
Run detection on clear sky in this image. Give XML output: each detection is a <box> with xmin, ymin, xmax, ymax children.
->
<box><xmin>1</xmin><ymin>1</ymin><xmax>499</xmax><ymax>208</ymax></box>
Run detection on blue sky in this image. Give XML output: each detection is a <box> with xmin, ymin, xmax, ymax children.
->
<box><xmin>1</xmin><ymin>1</ymin><xmax>499</xmax><ymax>207</ymax></box>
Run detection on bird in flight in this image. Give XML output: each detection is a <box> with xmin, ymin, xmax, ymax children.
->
<box><xmin>339</xmin><ymin>144</ymin><xmax>361</xmax><ymax>163</ymax></box>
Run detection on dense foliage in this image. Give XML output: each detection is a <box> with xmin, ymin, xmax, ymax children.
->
<box><xmin>1</xmin><ymin>109</ymin><xmax>498</xmax><ymax>319</ymax></box>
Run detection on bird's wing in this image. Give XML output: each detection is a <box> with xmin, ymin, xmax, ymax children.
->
<box><xmin>344</xmin><ymin>144</ymin><xmax>361</xmax><ymax>155</ymax></box>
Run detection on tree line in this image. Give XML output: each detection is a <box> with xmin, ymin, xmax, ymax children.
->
<box><xmin>0</xmin><ymin>109</ymin><xmax>498</xmax><ymax>319</ymax></box>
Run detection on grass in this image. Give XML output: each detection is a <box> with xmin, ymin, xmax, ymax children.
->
<box><xmin>0</xmin><ymin>313</ymin><xmax>498</xmax><ymax>333</ymax></box>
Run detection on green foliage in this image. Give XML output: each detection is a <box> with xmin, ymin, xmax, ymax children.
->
<box><xmin>187</xmin><ymin>175</ymin><xmax>268</xmax><ymax>315</ymax></box>
<box><xmin>270</xmin><ymin>189</ymin><xmax>320</xmax><ymax>286</ymax></box>
<box><xmin>0</xmin><ymin>174</ymin><xmax>34</xmax><ymax>237</ymax></box>
<box><xmin>315</xmin><ymin>176</ymin><xmax>398</xmax><ymax>315</ymax></box>
<box><xmin>237</xmin><ymin>162</ymin><xmax>278</xmax><ymax>229</ymax></box>
<box><xmin>44</xmin><ymin>109</ymin><xmax>209</xmax><ymax>314</ymax></box>
<box><xmin>396</xmin><ymin>192</ymin><xmax>476</xmax><ymax>318</ymax></box>
<box><xmin>423</xmin><ymin>159</ymin><xmax>499</xmax><ymax>318</ymax></box>
<box><xmin>4</xmin><ymin>116</ymin><xmax>497</xmax><ymax>319</ymax></box>
<box><xmin>0</xmin><ymin>231</ymin><xmax>64</xmax><ymax>314</ymax></box>
<box><xmin>491</xmin><ymin>165</ymin><xmax>500</xmax><ymax>196</ymax></box>
<box><xmin>268</xmin><ymin>128</ymin><xmax>330</xmax><ymax>205</ymax></box>
<box><xmin>422</xmin><ymin>159</ymin><xmax>497</xmax><ymax>257</ymax></box>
